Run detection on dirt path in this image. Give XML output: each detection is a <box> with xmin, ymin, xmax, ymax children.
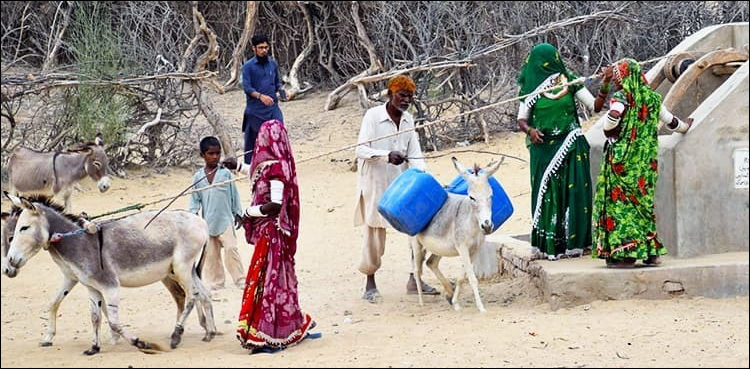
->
<box><xmin>1</xmin><ymin>90</ymin><xmax>747</xmax><ymax>367</ymax></box>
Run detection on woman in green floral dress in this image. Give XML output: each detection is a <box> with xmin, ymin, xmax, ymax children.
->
<box><xmin>592</xmin><ymin>59</ymin><xmax>693</xmax><ymax>267</ymax></box>
<box><xmin>516</xmin><ymin>43</ymin><xmax>599</xmax><ymax>260</ymax></box>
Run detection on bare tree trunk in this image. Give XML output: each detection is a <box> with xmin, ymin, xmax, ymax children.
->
<box><xmin>182</xmin><ymin>1</ymin><xmax>235</xmax><ymax>155</ymax></box>
<box><xmin>285</xmin><ymin>1</ymin><xmax>315</xmax><ymax>101</ymax></box>
<box><xmin>324</xmin><ymin>1</ymin><xmax>382</xmax><ymax>111</ymax></box>
<box><xmin>41</xmin><ymin>1</ymin><xmax>73</xmax><ymax>72</ymax></box>
<box><xmin>222</xmin><ymin>1</ymin><xmax>258</xmax><ymax>91</ymax></box>
<box><xmin>190</xmin><ymin>82</ymin><xmax>236</xmax><ymax>157</ymax></box>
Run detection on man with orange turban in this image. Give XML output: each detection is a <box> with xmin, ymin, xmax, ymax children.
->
<box><xmin>353</xmin><ymin>75</ymin><xmax>439</xmax><ymax>303</ymax></box>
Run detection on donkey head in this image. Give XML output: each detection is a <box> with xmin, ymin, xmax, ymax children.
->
<box><xmin>452</xmin><ymin>157</ymin><xmax>501</xmax><ymax>235</ymax></box>
<box><xmin>1</xmin><ymin>208</ymin><xmax>19</xmax><ymax>278</ymax></box>
<box><xmin>71</xmin><ymin>137</ymin><xmax>110</xmax><ymax>193</ymax></box>
<box><xmin>2</xmin><ymin>192</ymin><xmax>51</xmax><ymax>277</ymax></box>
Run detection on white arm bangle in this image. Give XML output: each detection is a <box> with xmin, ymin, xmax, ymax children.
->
<box><xmin>669</xmin><ymin>118</ymin><xmax>690</xmax><ymax>133</ymax></box>
<box><xmin>603</xmin><ymin>112</ymin><xmax>621</xmax><ymax>131</ymax></box>
<box><xmin>270</xmin><ymin>180</ymin><xmax>284</xmax><ymax>204</ymax></box>
<box><xmin>610</xmin><ymin>101</ymin><xmax>625</xmax><ymax>115</ymax></box>
<box><xmin>236</xmin><ymin>161</ymin><xmax>251</xmax><ymax>176</ymax></box>
<box><xmin>659</xmin><ymin>107</ymin><xmax>674</xmax><ymax>125</ymax></box>
<box><xmin>517</xmin><ymin>101</ymin><xmax>529</xmax><ymax>120</ymax></box>
<box><xmin>575</xmin><ymin>88</ymin><xmax>596</xmax><ymax>111</ymax></box>
<box><xmin>245</xmin><ymin>205</ymin><xmax>265</xmax><ymax>217</ymax></box>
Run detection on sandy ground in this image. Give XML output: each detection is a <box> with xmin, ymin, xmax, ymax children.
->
<box><xmin>1</xmin><ymin>90</ymin><xmax>748</xmax><ymax>368</ymax></box>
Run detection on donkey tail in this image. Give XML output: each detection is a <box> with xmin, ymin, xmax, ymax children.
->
<box><xmin>195</xmin><ymin>241</ymin><xmax>208</xmax><ymax>280</ymax></box>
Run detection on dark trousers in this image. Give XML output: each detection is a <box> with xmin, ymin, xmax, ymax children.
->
<box><xmin>242</xmin><ymin>109</ymin><xmax>283</xmax><ymax>165</ymax></box>
<box><xmin>243</xmin><ymin>121</ymin><xmax>260</xmax><ymax>165</ymax></box>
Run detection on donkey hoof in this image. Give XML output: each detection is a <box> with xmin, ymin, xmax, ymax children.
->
<box><xmin>444</xmin><ymin>295</ymin><xmax>453</xmax><ymax>305</ymax></box>
<box><xmin>39</xmin><ymin>341</ymin><xmax>53</xmax><ymax>347</ymax></box>
<box><xmin>202</xmin><ymin>331</ymin><xmax>216</xmax><ymax>342</ymax></box>
<box><xmin>83</xmin><ymin>345</ymin><xmax>100</xmax><ymax>356</ymax></box>
<box><xmin>133</xmin><ymin>338</ymin><xmax>150</xmax><ymax>350</ymax></box>
<box><xmin>170</xmin><ymin>326</ymin><xmax>184</xmax><ymax>348</ymax></box>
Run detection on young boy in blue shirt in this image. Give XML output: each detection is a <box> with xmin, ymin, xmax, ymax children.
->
<box><xmin>189</xmin><ymin>136</ymin><xmax>245</xmax><ymax>290</ymax></box>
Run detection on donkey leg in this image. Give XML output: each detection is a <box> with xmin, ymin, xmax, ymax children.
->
<box><xmin>161</xmin><ymin>277</ymin><xmax>186</xmax><ymax>324</ymax></box>
<box><xmin>410</xmin><ymin>238</ymin><xmax>425</xmax><ymax>306</ymax></box>
<box><xmin>451</xmin><ymin>272</ymin><xmax>465</xmax><ymax>311</ymax></box>
<box><xmin>99</xmin><ymin>287</ymin><xmax>157</xmax><ymax>352</ymax></box>
<box><xmin>41</xmin><ymin>277</ymin><xmax>77</xmax><ymax>347</ymax></box>
<box><xmin>190</xmin><ymin>268</ymin><xmax>217</xmax><ymax>342</ymax></box>
<box><xmin>425</xmin><ymin>254</ymin><xmax>454</xmax><ymax>305</ymax></box>
<box><xmin>169</xmin><ymin>264</ymin><xmax>216</xmax><ymax>348</ymax></box>
<box><xmin>457</xmin><ymin>246</ymin><xmax>486</xmax><ymax>313</ymax></box>
<box><xmin>83</xmin><ymin>287</ymin><xmax>105</xmax><ymax>355</ymax></box>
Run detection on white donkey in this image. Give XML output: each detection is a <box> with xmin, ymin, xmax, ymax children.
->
<box><xmin>8</xmin><ymin>135</ymin><xmax>111</xmax><ymax>211</ymax></box>
<box><xmin>2</xmin><ymin>193</ymin><xmax>216</xmax><ymax>355</ymax></box>
<box><xmin>412</xmin><ymin>157</ymin><xmax>501</xmax><ymax>313</ymax></box>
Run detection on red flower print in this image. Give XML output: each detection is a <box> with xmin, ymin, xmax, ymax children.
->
<box><xmin>650</xmin><ymin>160</ymin><xmax>658</xmax><ymax>171</ymax></box>
<box><xmin>612</xmin><ymin>162</ymin><xmax>625</xmax><ymax>175</ymax></box>
<box><xmin>627</xmin><ymin>93</ymin><xmax>635</xmax><ymax>107</ymax></box>
<box><xmin>629</xmin><ymin>194</ymin><xmax>640</xmax><ymax>205</ymax></box>
<box><xmin>638</xmin><ymin>177</ymin><xmax>647</xmax><ymax>195</ymax></box>
<box><xmin>605</xmin><ymin>217</ymin><xmax>616</xmax><ymax>231</ymax></box>
<box><xmin>638</xmin><ymin>104</ymin><xmax>649</xmax><ymax>122</ymax></box>
<box><xmin>611</xmin><ymin>186</ymin><xmax>627</xmax><ymax>202</ymax></box>
<box><xmin>630</xmin><ymin>127</ymin><xmax>637</xmax><ymax>141</ymax></box>
<box><xmin>618</xmin><ymin>62</ymin><xmax>630</xmax><ymax>79</ymax></box>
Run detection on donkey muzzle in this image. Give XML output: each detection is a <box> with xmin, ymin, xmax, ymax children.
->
<box><xmin>2</xmin><ymin>258</ymin><xmax>18</xmax><ymax>278</ymax></box>
<box><xmin>481</xmin><ymin>220</ymin><xmax>493</xmax><ymax>235</ymax></box>
<box><xmin>97</xmin><ymin>176</ymin><xmax>111</xmax><ymax>193</ymax></box>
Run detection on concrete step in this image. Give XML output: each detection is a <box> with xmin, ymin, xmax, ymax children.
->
<box><xmin>485</xmin><ymin>234</ymin><xmax>749</xmax><ymax>310</ymax></box>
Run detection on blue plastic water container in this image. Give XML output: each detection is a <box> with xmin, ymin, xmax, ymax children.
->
<box><xmin>445</xmin><ymin>170</ymin><xmax>514</xmax><ymax>233</ymax></box>
<box><xmin>377</xmin><ymin>168</ymin><xmax>448</xmax><ymax>236</ymax></box>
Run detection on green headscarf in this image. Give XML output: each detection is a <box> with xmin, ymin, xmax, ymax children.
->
<box><xmin>613</xmin><ymin>58</ymin><xmax>661</xmax><ymax>121</ymax></box>
<box><xmin>517</xmin><ymin>43</ymin><xmax>577</xmax><ymax>98</ymax></box>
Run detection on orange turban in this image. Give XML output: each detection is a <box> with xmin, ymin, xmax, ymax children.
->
<box><xmin>387</xmin><ymin>75</ymin><xmax>416</xmax><ymax>94</ymax></box>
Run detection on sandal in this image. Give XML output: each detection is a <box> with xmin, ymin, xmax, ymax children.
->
<box><xmin>643</xmin><ymin>255</ymin><xmax>662</xmax><ymax>266</ymax></box>
<box><xmin>606</xmin><ymin>257</ymin><xmax>636</xmax><ymax>269</ymax></box>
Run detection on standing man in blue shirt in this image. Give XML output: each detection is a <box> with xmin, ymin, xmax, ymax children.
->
<box><xmin>241</xmin><ymin>34</ymin><xmax>287</xmax><ymax>165</ymax></box>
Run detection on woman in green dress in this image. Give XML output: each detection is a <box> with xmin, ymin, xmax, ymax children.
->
<box><xmin>592</xmin><ymin>59</ymin><xmax>692</xmax><ymax>267</ymax></box>
<box><xmin>516</xmin><ymin>43</ymin><xmax>598</xmax><ymax>260</ymax></box>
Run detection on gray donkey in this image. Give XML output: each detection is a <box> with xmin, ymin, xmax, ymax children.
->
<box><xmin>8</xmin><ymin>135</ymin><xmax>111</xmax><ymax>210</ymax></box>
<box><xmin>2</xmin><ymin>193</ymin><xmax>216</xmax><ymax>355</ymax></box>
<box><xmin>1</xmin><ymin>199</ymin><xmax>190</xmax><ymax>351</ymax></box>
<box><xmin>412</xmin><ymin>157</ymin><xmax>502</xmax><ymax>313</ymax></box>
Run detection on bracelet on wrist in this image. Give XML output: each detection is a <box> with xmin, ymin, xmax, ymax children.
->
<box><xmin>526</xmin><ymin>126</ymin><xmax>533</xmax><ymax>134</ymax></box>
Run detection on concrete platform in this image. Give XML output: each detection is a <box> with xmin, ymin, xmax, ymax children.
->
<box><xmin>486</xmin><ymin>234</ymin><xmax>750</xmax><ymax>310</ymax></box>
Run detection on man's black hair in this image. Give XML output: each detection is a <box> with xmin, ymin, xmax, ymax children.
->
<box><xmin>251</xmin><ymin>34</ymin><xmax>269</xmax><ymax>46</ymax></box>
<box><xmin>199</xmin><ymin>136</ymin><xmax>221</xmax><ymax>154</ymax></box>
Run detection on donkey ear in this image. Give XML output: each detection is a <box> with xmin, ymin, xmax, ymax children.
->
<box><xmin>6</xmin><ymin>193</ymin><xmax>37</xmax><ymax>213</ymax></box>
<box><xmin>452</xmin><ymin>156</ymin><xmax>468</xmax><ymax>176</ymax></box>
<box><xmin>20</xmin><ymin>197</ymin><xmax>38</xmax><ymax>213</ymax></box>
<box><xmin>6</xmin><ymin>192</ymin><xmax>23</xmax><ymax>207</ymax></box>
<box><xmin>95</xmin><ymin>133</ymin><xmax>104</xmax><ymax>147</ymax></box>
<box><xmin>483</xmin><ymin>158</ymin><xmax>503</xmax><ymax>178</ymax></box>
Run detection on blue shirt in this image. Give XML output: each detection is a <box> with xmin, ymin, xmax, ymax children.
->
<box><xmin>188</xmin><ymin>167</ymin><xmax>242</xmax><ymax>236</ymax></box>
<box><xmin>242</xmin><ymin>56</ymin><xmax>283</xmax><ymax>122</ymax></box>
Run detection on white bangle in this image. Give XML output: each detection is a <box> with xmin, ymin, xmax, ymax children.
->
<box><xmin>603</xmin><ymin>113</ymin><xmax>620</xmax><ymax>131</ymax></box>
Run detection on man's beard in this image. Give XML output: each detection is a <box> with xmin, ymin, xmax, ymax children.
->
<box><xmin>256</xmin><ymin>55</ymin><xmax>269</xmax><ymax>64</ymax></box>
